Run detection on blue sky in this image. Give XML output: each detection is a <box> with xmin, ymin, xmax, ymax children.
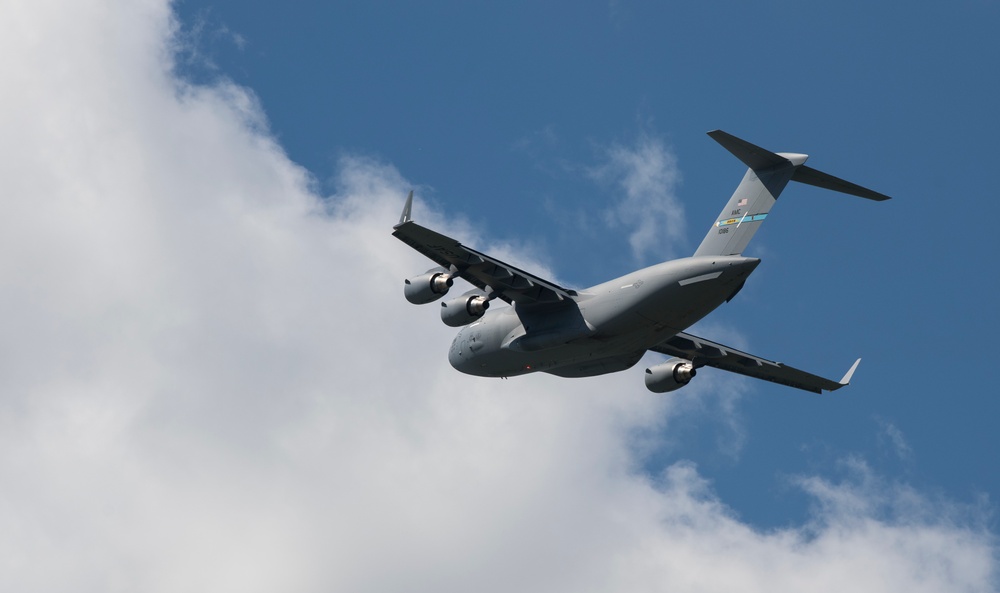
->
<box><xmin>175</xmin><ymin>0</ymin><xmax>999</xmax><ymax>527</ymax></box>
<box><xmin>1</xmin><ymin>0</ymin><xmax>997</xmax><ymax>589</ymax></box>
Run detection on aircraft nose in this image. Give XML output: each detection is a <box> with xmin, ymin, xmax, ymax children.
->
<box><xmin>447</xmin><ymin>333</ymin><xmax>466</xmax><ymax>371</ymax></box>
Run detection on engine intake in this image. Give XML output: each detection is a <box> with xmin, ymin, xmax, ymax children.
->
<box><xmin>644</xmin><ymin>358</ymin><xmax>697</xmax><ymax>393</ymax></box>
<box><xmin>441</xmin><ymin>294</ymin><xmax>490</xmax><ymax>327</ymax></box>
<box><xmin>404</xmin><ymin>268</ymin><xmax>454</xmax><ymax>304</ymax></box>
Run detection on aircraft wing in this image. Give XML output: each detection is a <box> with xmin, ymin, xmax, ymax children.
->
<box><xmin>392</xmin><ymin>196</ymin><xmax>576</xmax><ymax>305</ymax></box>
<box><xmin>649</xmin><ymin>331</ymin><xmax>860</xmax><ymax>394</ymax></box>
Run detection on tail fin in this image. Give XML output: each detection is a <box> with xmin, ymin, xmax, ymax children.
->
<box><xmin>693</xmin><ymin>131</ymin><xmax>890</xmax><ymax>258</ymax></box>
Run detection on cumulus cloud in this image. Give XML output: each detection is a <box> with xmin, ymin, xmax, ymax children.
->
<box><xmin>590</xmin><ymin>134</ymin><xmax>686</xmax><ymax>262</ymax></box>
<box><xmin>0</xmin><ymin>1</ymin><xmax>994</xmax><ymax>592</ymax></box>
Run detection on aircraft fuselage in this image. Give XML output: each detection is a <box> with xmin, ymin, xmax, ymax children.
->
<box><xmin>448</xmin><ymin>255</ymin><xmax>759</xmax><ymax>378</ymax></box>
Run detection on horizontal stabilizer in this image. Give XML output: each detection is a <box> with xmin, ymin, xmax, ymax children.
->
<box><xmin>793</xmin><ymin>166</ymin><xmax>891</xmax><ymax>201</ymax></box>
<box><xmin>708</xmin><ymin>130</ymin><xmax>793</xmax><ymax>171</ymax></box>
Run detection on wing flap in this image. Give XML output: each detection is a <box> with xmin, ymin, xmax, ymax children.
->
<box><xmin>650</xmin><ymin>331</ymin><xmax>853</xmax><ymax>394</ymax></box>
<box><xmin>392</xmin><ymin>220</ymin><xmax>575</xmax><ymax>305</ymax></box>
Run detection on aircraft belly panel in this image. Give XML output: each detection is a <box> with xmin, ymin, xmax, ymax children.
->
<box><xmin>544</xmin><ymin>350</ymin><xmax>646</xmax><ymax>378</ymax></box>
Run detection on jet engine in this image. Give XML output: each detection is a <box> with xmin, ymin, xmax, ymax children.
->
<box><xmin>404</xmin><ymin>267</ymin><xmax>453</xmax><ymax>304</ymax></box>
<box><xmin>440</xmin><ymin>293</ymin><xmax>490</xmax><ymax>327</ymax></box>
<box><xmin>644</xmin><ymin>358</ymin><xmax>697</xmax><ymax>393</ymax></box>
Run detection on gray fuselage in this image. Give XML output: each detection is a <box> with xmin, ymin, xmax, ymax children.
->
<box><xmin>448</xmin><ymin>255</ymin><xmax>759</xmax><ymax>378</ymax></box>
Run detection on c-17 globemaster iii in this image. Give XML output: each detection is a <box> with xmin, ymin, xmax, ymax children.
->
<box><xmin>392</xmin><ymin>131</ymin><xmax>890</xmax><ymax>394</ymax></box>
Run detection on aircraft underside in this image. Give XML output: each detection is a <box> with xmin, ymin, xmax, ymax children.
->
<box><xmin>448</xmin><ymin>319</ymin><xmax>657</xmax><ymax>379</ymax></box>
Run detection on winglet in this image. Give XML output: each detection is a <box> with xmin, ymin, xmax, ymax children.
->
<box><xmin>839</xmin><ymin>358</ymin><xmax>862</xmax><ymax>386</ymax></box>
<box><xmin>398</xmin><ymin>190</ymin><xmax>414</xmax><ymax>226</ymax></box>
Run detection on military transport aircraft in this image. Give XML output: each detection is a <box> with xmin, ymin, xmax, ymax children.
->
<box><xmin>392</xmin><ymin>131</ymin><xmax>890</xmax><ymax>394</ymax></box>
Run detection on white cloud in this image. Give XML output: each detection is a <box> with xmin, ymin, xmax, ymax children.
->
<box><xmin>590</xmin><ymin>134</ymin><xmax>686</xmax><ymax>262</ymax></box>
<box><xmin>876</xmin><ymin>417</ymin><xmax>914</xmax><ymax>461</ymax></box>
<box><xmin>0</xmin><ymin>1</ymin><xmax>994</xmax><ymax>592</ymax></box>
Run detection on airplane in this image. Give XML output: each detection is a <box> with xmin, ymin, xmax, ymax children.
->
<box><xmin>392</xmin><ymin>131</ymin><xmax>890</xmax><ymax>394</ymax></box>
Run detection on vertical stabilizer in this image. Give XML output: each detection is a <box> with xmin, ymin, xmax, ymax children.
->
<box><xmin>694</xmin><ymin>132</ymin><xmax>805</xmax><ymax>257</ymax></box>
<box><xmin>693</xmin><ymin>131</ymin><xmax>890</xmax><ymax>258</ymax></box>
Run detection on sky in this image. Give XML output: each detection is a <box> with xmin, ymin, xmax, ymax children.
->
<box><xmin>1</xmin><ymin>0</ymin><xmax>997</xmax><ymax>591</ymax></box>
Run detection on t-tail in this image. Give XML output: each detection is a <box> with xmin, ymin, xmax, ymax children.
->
<box><xmin>693</xmin><ymin>130</ymin><xmax>891</xmax><ymax>258</ymax></box>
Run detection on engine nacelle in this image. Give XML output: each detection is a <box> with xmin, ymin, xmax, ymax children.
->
<box><xmin>403</xmin><ymin>268</ymin><xmax>454</xmax><ymax>304</ymax></box>
<box><xmin>644</xmin><ymin>358</ymin><xmax>697</xmax><ymax>393</ymax></box>
<box><xmin>440</xmin><ymin>294</ymin><xmax>490</xmax><ymax>327</ymax></box>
